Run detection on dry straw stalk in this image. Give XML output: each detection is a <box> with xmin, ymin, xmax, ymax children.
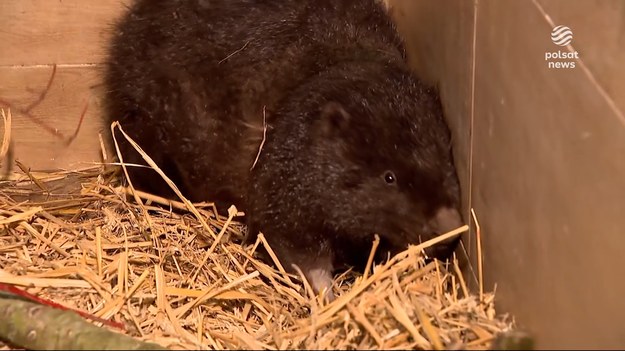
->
<box><xmin>0</xmin><ymin>111</ymin><xmax>515</xmax><ymax>350</ymax></box>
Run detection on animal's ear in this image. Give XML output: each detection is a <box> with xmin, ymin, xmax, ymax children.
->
<box><xmin>317</xmin><ymin>101</ymin><xmax>351</xmax><ymax>136</ymax></box>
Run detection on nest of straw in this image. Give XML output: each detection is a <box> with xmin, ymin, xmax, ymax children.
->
<box><xmin>0</xmin><ymin>111</ymin><xmax>514</xmax><ymax>350</ymax></box>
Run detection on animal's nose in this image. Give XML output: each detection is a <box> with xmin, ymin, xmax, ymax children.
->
<box><xmin>424</xmin><ymin>206</ymin><xmax>464</xmax><ymax>260</ymax></box>
<box><xmin>431</xmin><ymin>207</ymin><xmax>464</xmax><ymax>236</ymax></box>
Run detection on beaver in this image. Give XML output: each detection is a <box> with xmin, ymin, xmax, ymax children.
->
<box><xmin>103</xmin><ymin>0</ymin><xmax>464</xmax><ymax>301</ymax></box>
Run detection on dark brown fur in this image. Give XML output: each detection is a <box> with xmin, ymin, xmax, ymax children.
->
<box><xmin>103</xmin><ymin>0</ymin><xmax>464</xmax><ymax>300</ymax></box>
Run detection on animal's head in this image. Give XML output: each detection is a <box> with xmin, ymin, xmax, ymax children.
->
<box><xmin>305</xmin><ymin>66</ymin><xmax>464</xmax><ymax>263</ymax></box>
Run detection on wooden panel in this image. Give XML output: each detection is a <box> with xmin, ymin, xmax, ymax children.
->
<box><xmin>0</xmin><ymin>0</ymin><xmax>130</xmax><ymax>66</ymax></box>
<box><xmin>472</xmin><ymin>0</ymin><xmax>625</xmax><ymax>348</ymax></box>
<box><xmin>0</xmin><ymin>66</ymin><xmax>107</xmax><ymax>171</ymax></box>
<box><xmin>389</xmin><ymin>0</ymin><xmax>625</xmax><ymax>348</ymax></box>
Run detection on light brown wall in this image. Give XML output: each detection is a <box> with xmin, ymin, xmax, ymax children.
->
<box><xmin>388</xmin><ymin>0</ymin><xmax>625</xmax><ymax>349</ymax></box>
<box><xmin>0</xmin><ymin>0</ymin><xmax>128</xmax><ymax>171</ymax></box>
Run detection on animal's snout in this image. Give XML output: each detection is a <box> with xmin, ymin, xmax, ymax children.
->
<box><xmin>430</xmin><ymin>207</ymin><xmax>463</xmax><ymax>236</ymax></box>
<box><xmin>424</xmin><ymin>206</ymin><xmax>464</xmax><ymax>260</ymax></box>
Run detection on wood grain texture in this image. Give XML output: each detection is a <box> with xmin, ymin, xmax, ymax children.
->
<box><xmin>390</xmin><ymin>0</ymin><xmax>625</xmax><ymax>348</ymax></box>
<box><xmin>0</xmin><ymin>0</ymin><xmax>130</xmax><ymax>66</ymax></box>
<box><xmin>0</xmin><ymin>66</ymin><xmax>107</xmax><ymax>171</ymax></box>
<box><xmin>471</xmin><ymin>0</ymin><xmax>625</xmax><ymax>348</ymax></box>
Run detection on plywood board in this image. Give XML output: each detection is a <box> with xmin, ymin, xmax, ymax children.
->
<box><xmin>390</xmin><ymin>0</ymin><xmax>625</xmax><ymax>348</ymax></box>
<box><xmin>0</xmin><ymin>66</ymin><xmax>107</xmax><ymax>171</ymax></box>
<box><xmin>0</xmin><ymin>0</ymin><xmax>130</xmax><ymax>66</ymax></box>
<box><xmin>471</xmin><ymin>0</ymin><xmax>625</xmax><ymax>348</ymax></box>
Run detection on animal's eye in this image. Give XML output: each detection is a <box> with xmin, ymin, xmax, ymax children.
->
<box><xmin>383</xmin><ymin>171</ymin><xmax>396</xmax><ymax>185</ymax></box>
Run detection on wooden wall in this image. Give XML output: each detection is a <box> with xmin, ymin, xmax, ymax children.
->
<box><xmin>387</xmin><ymin>0</ymin><xmax>625</xmax><ymax>349</ymax></box>
<box><xmin>0</xmin><ymin>0</ymin><xmax>129</xmax><ymax>171</ymax></box>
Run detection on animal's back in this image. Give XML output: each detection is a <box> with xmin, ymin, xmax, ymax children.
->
<box><xmin>103</xmin><ymin>0</ymin><xmax>406</xmax><ymax>210</ymax></box>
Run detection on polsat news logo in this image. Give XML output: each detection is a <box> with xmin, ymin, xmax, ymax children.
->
<box><xmin>545</xmin><ymin>25</ymin><xmax>579</xmax><ymax>69</ymax></box>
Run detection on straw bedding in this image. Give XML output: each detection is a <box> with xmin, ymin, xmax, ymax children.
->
<box><xmin>0</xmin><ymin>109</ymin><xmax>515</xmax><ymax>350</ymax></box>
